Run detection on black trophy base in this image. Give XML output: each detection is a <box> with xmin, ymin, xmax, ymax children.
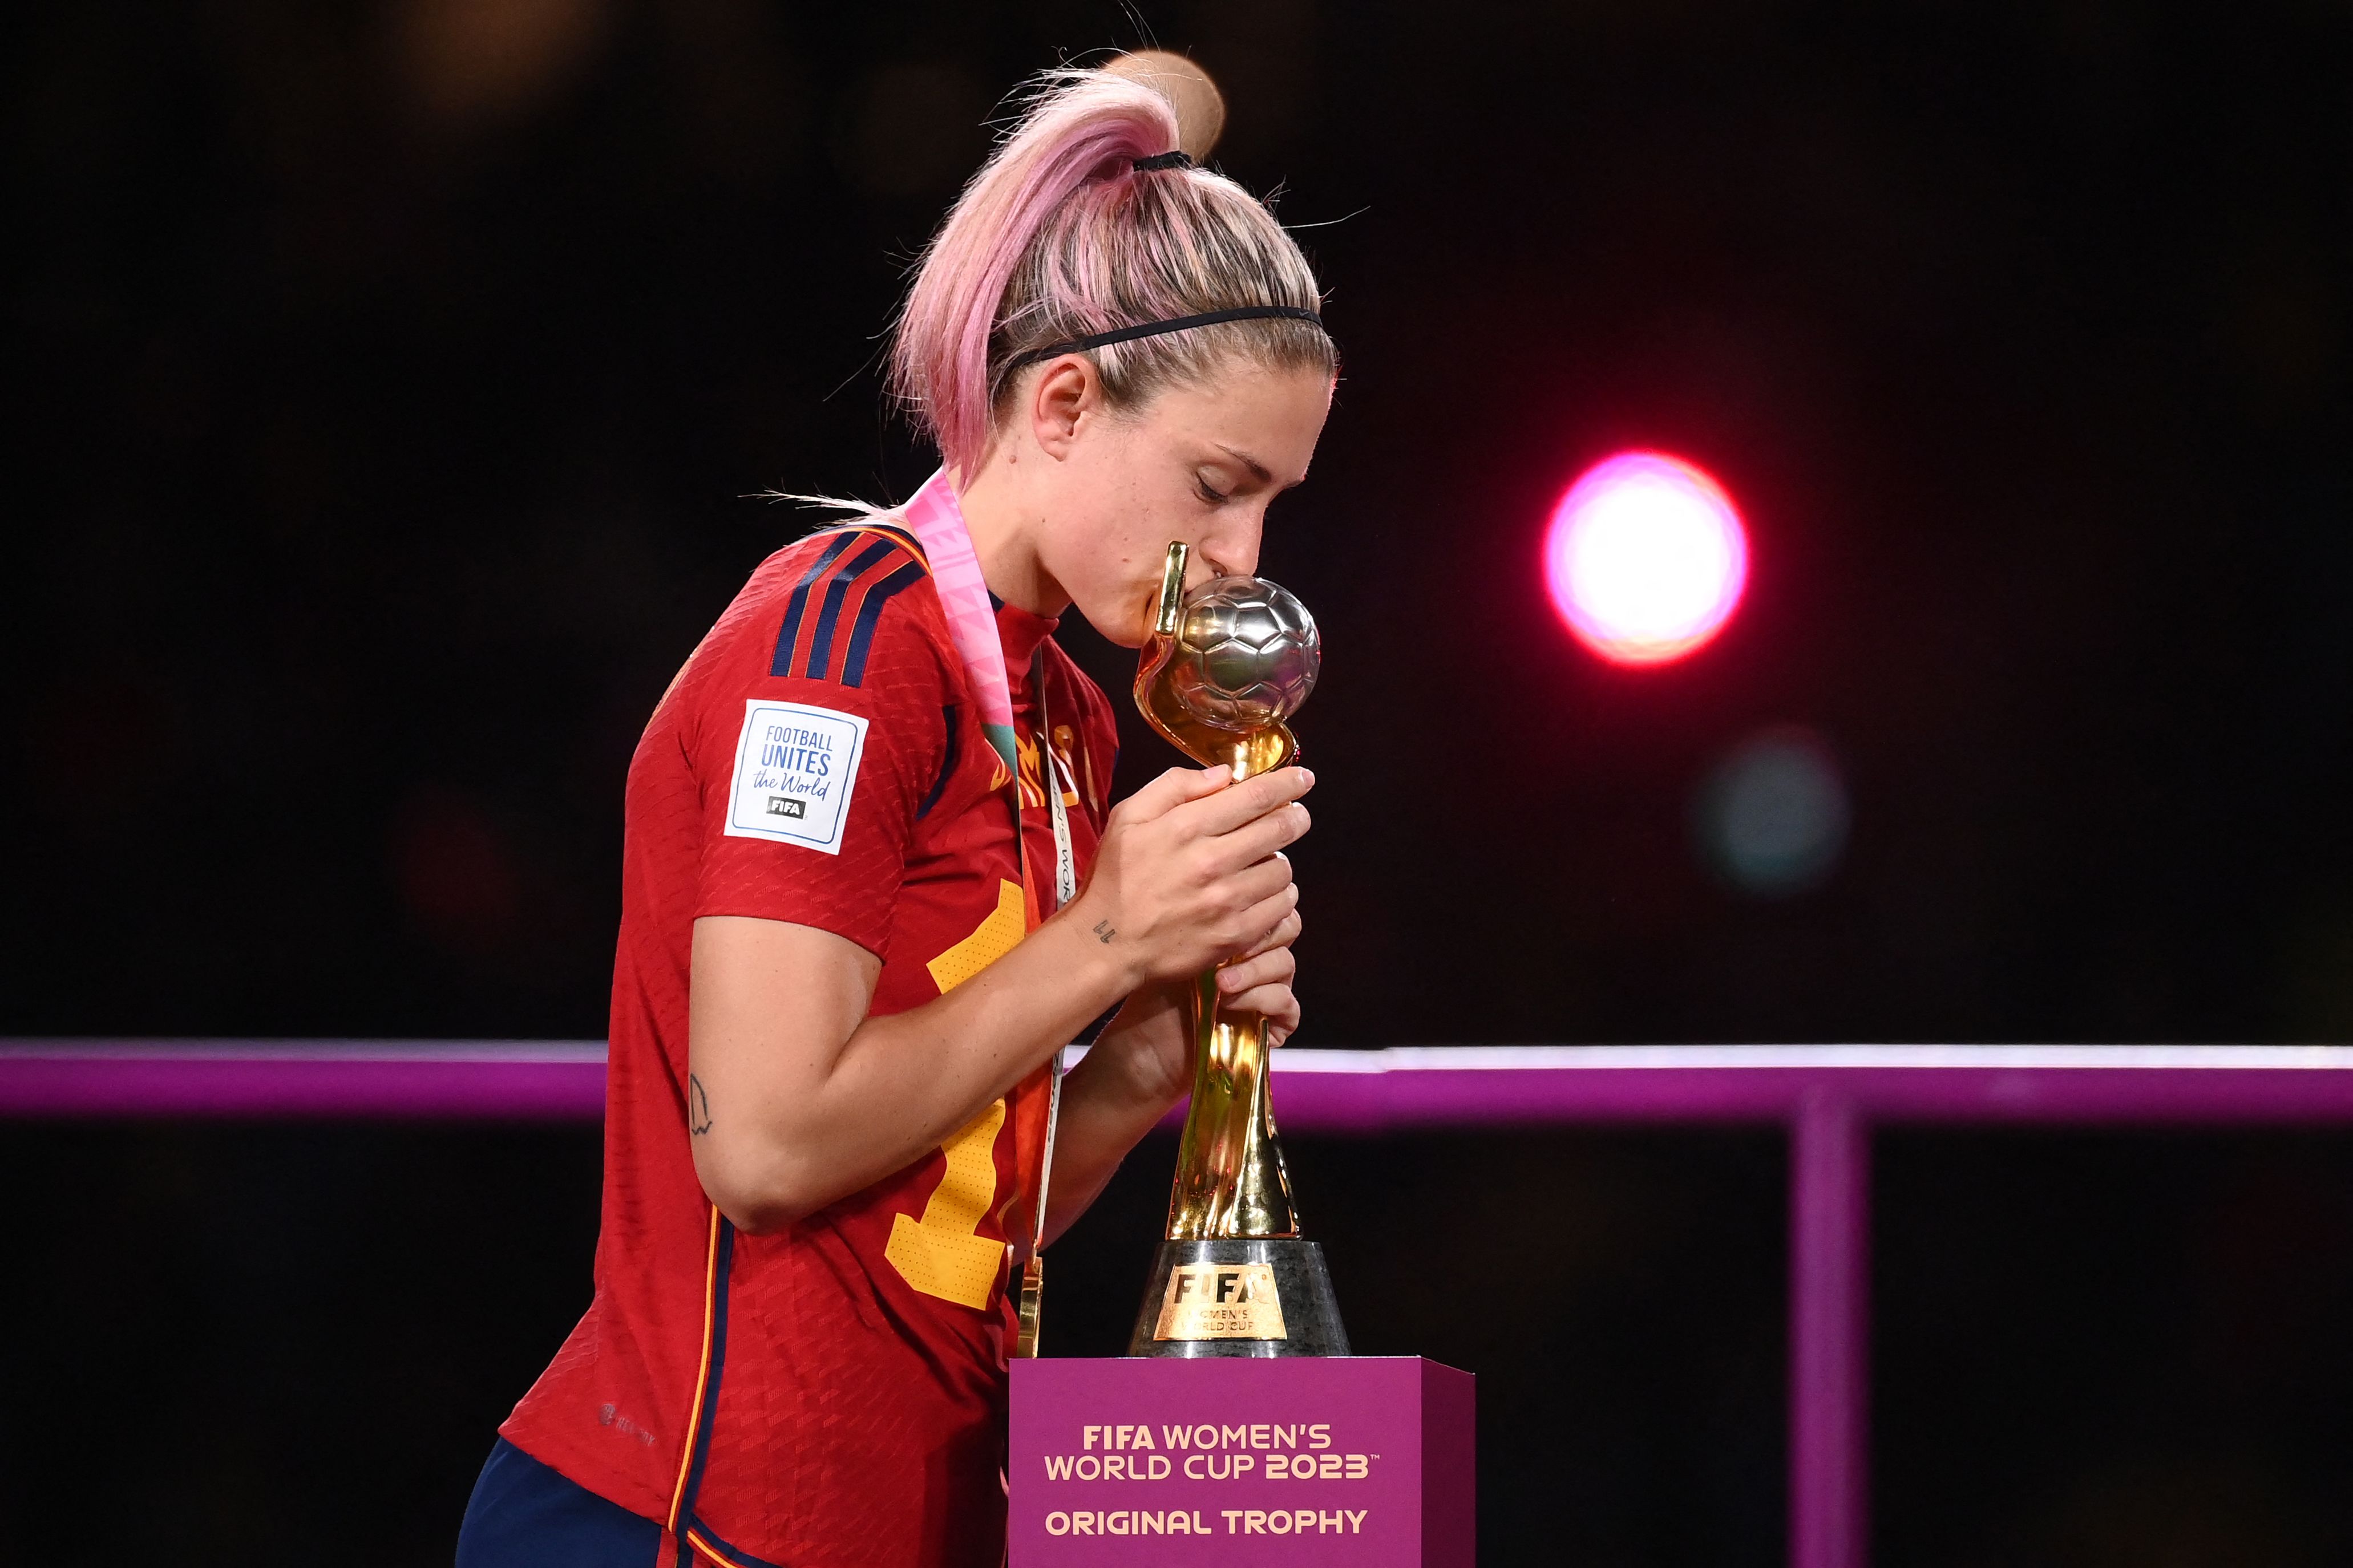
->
<box><xmin>1126</xmin><ymin>1238</ymin><xmax>1350</xmax><ymax>1358</ymax></box>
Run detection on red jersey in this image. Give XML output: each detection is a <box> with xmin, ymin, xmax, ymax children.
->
<box><xmin>500</xmin><ymin>525</ymin><xmax>1117</xmax><ymax>1567</ymax></box>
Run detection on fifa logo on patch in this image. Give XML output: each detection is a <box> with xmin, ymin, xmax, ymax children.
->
<box><xmin>767</xmin><ymin>796</ymin><xmax>807</xmax><ymax>820</ymax></box>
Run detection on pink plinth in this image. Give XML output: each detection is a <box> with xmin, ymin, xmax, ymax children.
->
<box><xmin>1008</xmin><ymin>1356</ymin><xmax>1473</xmax><ymax>1566</ymax></box>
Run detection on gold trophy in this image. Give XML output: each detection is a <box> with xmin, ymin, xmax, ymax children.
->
<box><xmin>1125</xmin><ymin>542</ymin><xmax>1348</xmax><ymax>1357</ymax></box>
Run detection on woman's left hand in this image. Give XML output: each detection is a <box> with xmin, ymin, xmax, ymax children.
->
<box><xmin>1212</xmin><ymin>902</ymin><xmax>1303</xmax><ymax>1046</ymax></box>
<box><xmin>1043</xmin><ymin>900</ymin><xmax>1304</xmax><ymax>1245</ymax></box>
<box><xmin>1086</xmin><ymin>899</ymin><xmax>1303</xmax><ymax>1112</ymax></box>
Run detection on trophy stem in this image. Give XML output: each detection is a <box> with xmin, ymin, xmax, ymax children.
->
<box><xmin>1164</xmin><ymin>974</ymin><xmax>1299</xmax><ymax>1239</ymax></box>
<box><xmin>1162</xmin><ymin>731</ymin><xmax>1300</xmax><ymax>1242</ymax></box>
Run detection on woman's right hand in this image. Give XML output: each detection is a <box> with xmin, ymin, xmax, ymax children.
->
<box><xmin>1068</xmin><ymin>763</ymin><xmax>1313</xmax><ymax>988</ymax></box>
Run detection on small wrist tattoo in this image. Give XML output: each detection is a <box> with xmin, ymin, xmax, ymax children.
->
<box><xmin>688</xmin><ymin>1073</ymin><xmax>713</xmax><ymax>1136</ymax></box>
<box><xmin>1091</xmin><ymin>919</ymin><xmax>1117</xmax><ymax>945</ymax></box>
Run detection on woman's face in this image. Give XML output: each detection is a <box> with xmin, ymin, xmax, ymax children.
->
<box><xmin>1028</xmin><ymin>358</ymin><xmax>1333</xmax><ymax>647</ymax></box>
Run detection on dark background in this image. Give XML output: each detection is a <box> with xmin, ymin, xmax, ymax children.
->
<box><xmin>6</xmin><ymin>0</ymin><xmax>2351</xmax><ymax>1562</ymax></box>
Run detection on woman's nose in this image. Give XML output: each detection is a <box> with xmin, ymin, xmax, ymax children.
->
<box><xmin>1206</xmin><ymin>516</ymin><xmax>1264</xmax><ymax>580</ymax></box>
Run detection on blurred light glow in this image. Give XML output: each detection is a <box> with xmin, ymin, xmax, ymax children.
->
<box><xmin>1696</xmin><ymin>726</ymin><xmax>1850</xmax><ymax>897</ymax></box>
<box><xmin>1545</xmin><ymin>451</ymin><xmax>1748</xmax><ymax>665</ymax></box>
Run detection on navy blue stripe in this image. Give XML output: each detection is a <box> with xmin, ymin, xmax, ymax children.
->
<box><xmin>838</xmin><ymin>561</ymin><xmax>926</xmax><ymax>688</ymax></box>
<box><xmin>849</xmin><ymin>522</ymin><xmax>926</xmax><ymax>565</ymax></box>
<box><xmin>802</xmin><ymin>537</ymin><xmax>900</xmax><ymax>679</ymax></box>
<box><xmin>770</xmin><ymin>534</ymin><xmax>859</xmax><ymax>676</ymax></box>
<box><xmin>674</xmin><ymin>1218</ymin><xmax>735</xmax><ymax>1536</ymax></box>
<box><xmin>683</xmin><ymin>1514</ymin><xmax>792</xmax><ymax>1568</ymax></box>
<box><xmin>916</xmin><ymin>703</ymin><xmax>961</xmax><ymax>820</ymax></box>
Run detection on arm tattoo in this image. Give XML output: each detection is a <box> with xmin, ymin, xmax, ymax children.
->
<box><xmin>688</xmin><ymin>1073</ymin><xmax>713</xmax><ymax>1136</ymax></box>
<box><xmin>1091</xmin><ymin>919</ymin><xmax>1117</xmax><ymax>945</ymax></box>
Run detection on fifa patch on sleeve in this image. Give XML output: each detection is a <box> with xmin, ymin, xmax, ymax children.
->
<box><xmin>723</xmin><ymin>699</ymin><xmax>869</xmax><ymax>855</ymax></box>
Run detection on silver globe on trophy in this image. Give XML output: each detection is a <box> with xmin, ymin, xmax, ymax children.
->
<box><xmin>1126</xmin><ymin>542</ymin><xmax>1348</xmax><ymax>1357</ymax></box>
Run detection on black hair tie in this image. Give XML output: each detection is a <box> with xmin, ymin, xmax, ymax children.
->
<box><xmin>1132</xmin><ymin>150</ymin><xmax>1192</xmax><ymax>172</ymax></box>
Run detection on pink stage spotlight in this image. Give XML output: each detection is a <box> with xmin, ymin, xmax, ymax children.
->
<box><xmin>1545</xmin><ymin>451</ymin><xmax>1749</xmax><ymax>666</ymax></box>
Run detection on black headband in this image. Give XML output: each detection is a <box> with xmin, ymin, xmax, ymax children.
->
<box><xmin>1005</xmin><ymin>306</ymin><xmax>1329</xmax><ymax>372</ymax></box>
<box><xmin>1133</xmin><ymin>150</ymin><xmax>1193</xmax><ymax>172</ymax></box>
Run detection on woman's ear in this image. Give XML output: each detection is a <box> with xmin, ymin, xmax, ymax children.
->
<box><xmin>1027</xmin><ymin>356</ymin><xmax>1097</xmax><ymax>460</ymax></box>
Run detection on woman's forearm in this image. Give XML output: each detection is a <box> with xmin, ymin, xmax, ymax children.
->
<box><xmin>689</xmin><ymin>910</ymin><xmax>1135</xmax><ymax>1231</ymax></box>
<box><xmin>1038</xmin><ymin>990</ymin><xmax>1191</xmax><ymax>1245</ymax></box>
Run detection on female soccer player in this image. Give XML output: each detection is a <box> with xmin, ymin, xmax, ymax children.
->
<box><xmin>457</xmin><ymin>54</ymin><xmax>1335</xmax><ymax>1567</ymax></box>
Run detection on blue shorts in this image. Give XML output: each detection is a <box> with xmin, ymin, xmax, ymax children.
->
<box><xmin>457</xmin><ymin>1438</ymin><xmax>669</xmax><ymax>1567</ymax></box>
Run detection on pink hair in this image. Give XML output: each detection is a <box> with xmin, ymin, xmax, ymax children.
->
<box><xmin>891</xmin><ymin>68</ymin><xmax>1333</xmax><ymax>477</ymax></box>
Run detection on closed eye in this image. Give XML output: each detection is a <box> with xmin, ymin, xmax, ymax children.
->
<box><xmin>1196</xmin><ymin>476</ymin><xmax>1230</xmax><ymax>505</ymax></box>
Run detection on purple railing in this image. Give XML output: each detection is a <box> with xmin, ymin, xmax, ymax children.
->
<box><xmin>10</xmin><ymin>1039</ymin><xmax>2353</xmax><ymax>1567</ymax></box>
